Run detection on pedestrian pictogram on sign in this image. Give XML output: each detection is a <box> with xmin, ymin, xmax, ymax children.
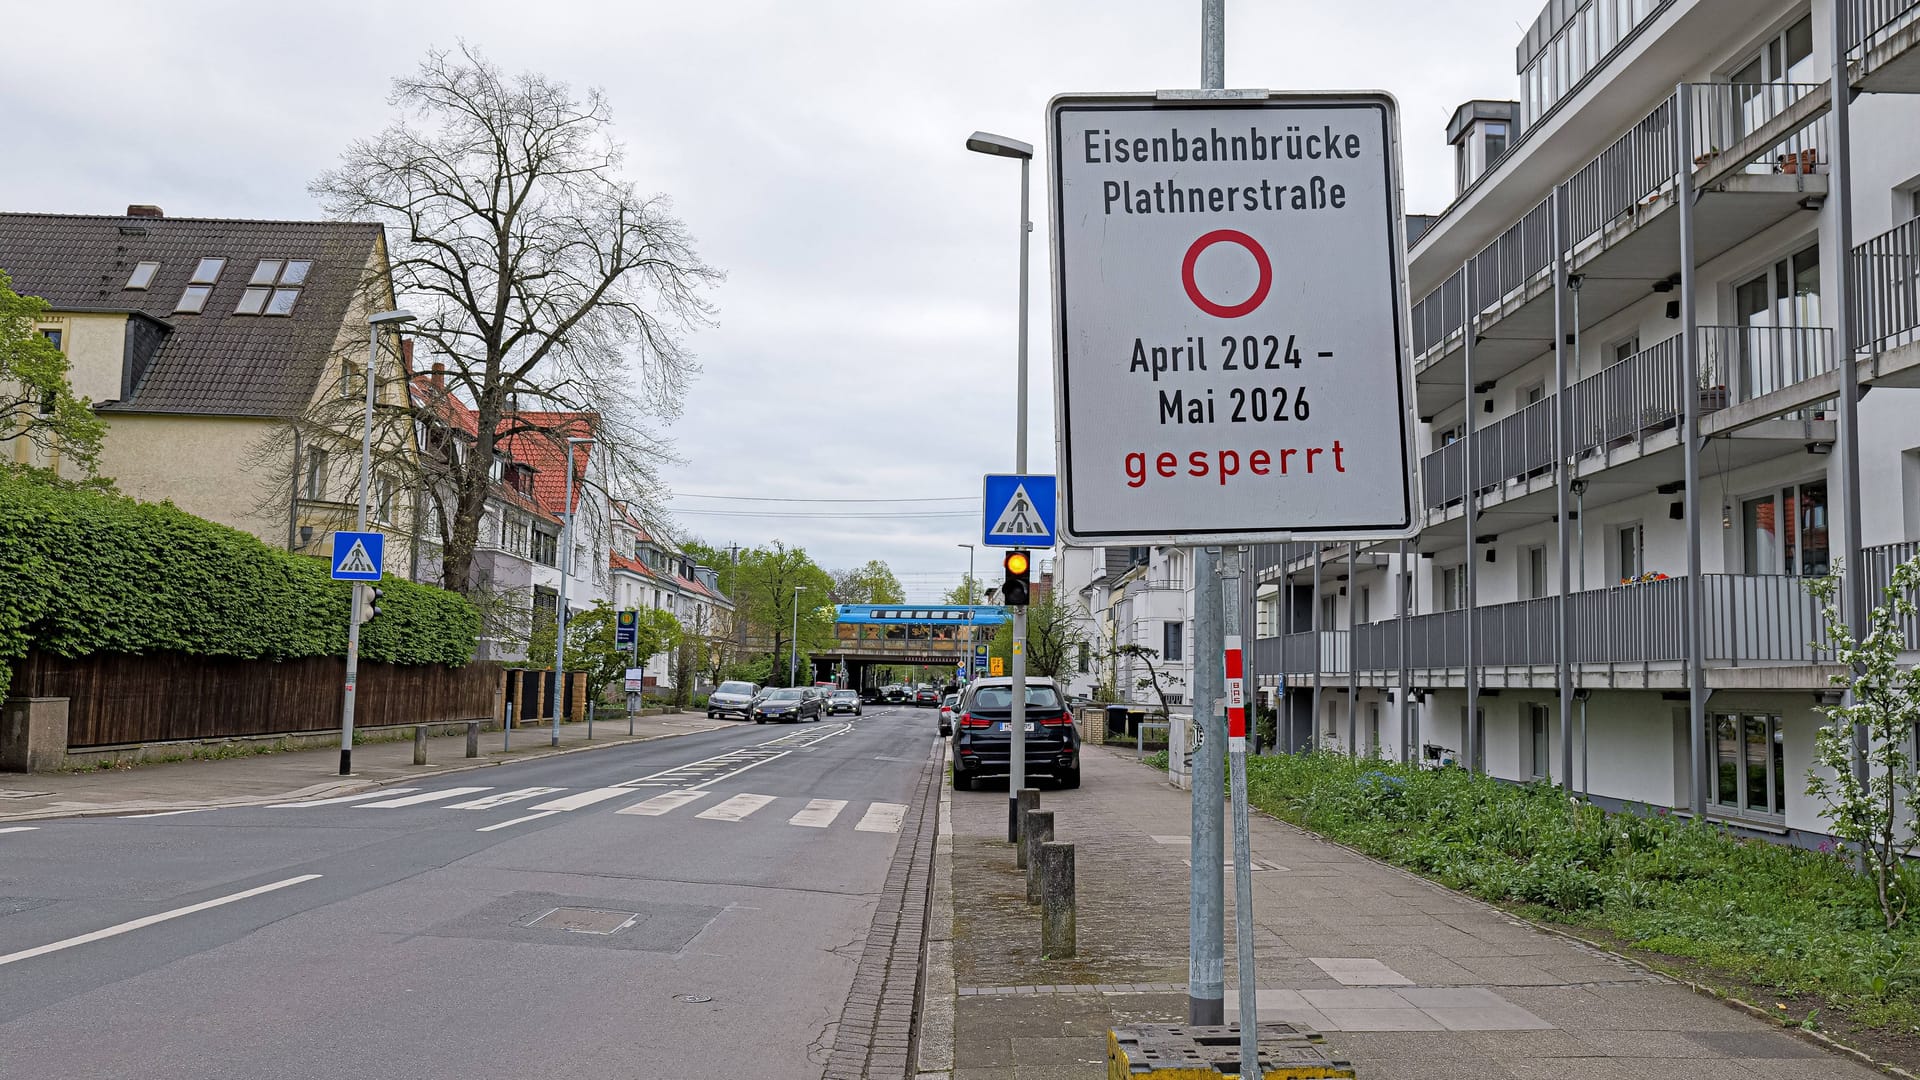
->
<box><xmin>330</xmin><ymin>531</ymin><xmax>385</xmax><ymax>582</ymax></box>
<box><xmin>1047</xmin><ymin>92</ymin><xmax>1419</xmax><ymax>544</ymax></box>
<box><xmin>982</xmin><ymin>474</ymin><xmax>1057</xmax><ymax>548</ymax></box>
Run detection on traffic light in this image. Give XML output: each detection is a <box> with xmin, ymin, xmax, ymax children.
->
<box><xmin>1001</xmin><ymin>550</ymin><xmax>1031</xmax><ymax>607</ymax></box>
<box><xmin>358</xmin><ymin>585</ymin><xmax>385</xmax><ymax>625</ymax></box>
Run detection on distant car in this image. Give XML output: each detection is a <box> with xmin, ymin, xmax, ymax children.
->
<box><xmin>950</xmin><ymin>677</ymin><xmax>1080</xmax><ymax>790</ymax></box>
<box><xmin>938</xmin><ymin>693</ymin><xmax>959</xmax><ymax>736</ymax></box>
<box><xmin>752</xmin><ymin>687</ymin><xmax>822</xmax><ymax>724</ymax></box>
<box><xmin>708</xmin><ymin>680</ymin><xmax>759</xmax><ymax>720</ymax></box>
<box><xmin>828</xmin><ymin>690</ymin><xmax>862</xmax><ymax>715</ymax></box>
<box><xmin>859</xmin><ymin>687</ymin><xmax>881</xmax><ymax>704</ymax></box>
<box><xmin>802</xmin><ymin>686</ymin><xmax>831</xmax><ymax>713</ymax></box>
<box><xmin>914</xmin><ymin>686</ymin><xmax>939</xmax><ymax>707</ymax></box>
<box><xmin>884</xmin><ymin>685</ymin><xmax>910</xmax><ymax>705</ymax></box>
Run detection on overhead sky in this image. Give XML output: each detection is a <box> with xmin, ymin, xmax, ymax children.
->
<box><xmin>4</xmin><ymin>0</ymin><xmax>1542</xmax><ymax>599</ymax></box>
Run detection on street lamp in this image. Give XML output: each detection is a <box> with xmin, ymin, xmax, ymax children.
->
<box><xmin>967</xmin><ymin>129</ymin><xmax>1034</xmax><ymax>843</ymax></box>
<box><xmin>554</xmin><ymin>435</ymin><xmax>596</xmax><ymax>747</ymax></box>
<box><xmin>339</xmin><ymin>307</ymin><xmax>416</xmax><ymax>776</ymax></box>
<box><xmin>959</xmin><ymin>543</ymin><xmax>977</xmax><ymax>685</ymax></box>
<box><xmin>790</xmin><ymin>585</ymin><xmax>809</xmax><ymax>686</ymax></box>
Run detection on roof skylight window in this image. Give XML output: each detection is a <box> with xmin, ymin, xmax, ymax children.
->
<box><xmin>265</xmin><ymin>288</ymin><xmax>300</xmax><ymax>316</ymax></box>
<box><xmin>190</xmin><ymin>258</ymin><xmax>226</xmax><ymax>284</ymax></box>
<box><xmin>249</xmin><ymin>260</ymin><xmax>283</xmax><ymax>286</ymax></box>
<box><xmin>235</xmin><ymin>259</ymin><xmax>312</xmax><ymax>316</ymax></box>
<box><xmin>235</xmin><ymin>287</ymin><xmax>270</xmax><ymax>316</ymax></box>
<box><xmin>125</xmin><ymin>261</ymin><xmax>160</xmax><ymax>290</ymax></box>
<box><xmin>280</xmin><ymin>260</ymin><xmax>311</xmax><ymax>285</ymax></box>
<box><xmin>175</xmin><ymin>285</ymin><xmax>212</xmax><ymax>314</ymax></box>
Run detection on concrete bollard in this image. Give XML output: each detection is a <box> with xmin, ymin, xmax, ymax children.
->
<box><xmin>1040</xmin><ymin>841</ymin><xmax>1076</xmax><ymax>958</ymax></box>
<box><xmin>504</xmin><ymin>701</ymin><xmax>513</xmax><ymax>752</ymax></box>
<box><xmin>413</xmin><ymin>725</ymin><xmax>427</xmax><ymax>766</ymax></box>
<box><xmin>1015</xmin><ymin>787</ymin><xmax>1041</xmax><ymax>861</ymax></box>
<box><xmin>1024</xmin><ymin>810</ymin><xmax>1055</xmax><ymax>904</ymax></box>
<box><xmin>465</xmin><ymin>721</ymin><xmax>480</xmax><ymax>759</ymax></box>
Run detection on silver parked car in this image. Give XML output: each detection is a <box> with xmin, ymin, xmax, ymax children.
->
<box><xmin>707</xmin><ymin>680</ymin><xmax>760</xmax><ymax>720</ymax></box>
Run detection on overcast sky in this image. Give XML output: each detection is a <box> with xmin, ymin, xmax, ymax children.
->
<box><xmin>3</xmin><ymin>0</ymin><xmax>1542</xmax><ymax>599</ymax></box>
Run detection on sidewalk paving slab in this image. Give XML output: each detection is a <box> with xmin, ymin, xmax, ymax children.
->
<box><xmin>0</xmin><ymin>712</ymin><xmax>733</xmax><ymax>822</ymax></box>
<box><xmin>938</xmin><ymin>745</ymin><xmax>1889</xmax><ymax>1080</ymax></box>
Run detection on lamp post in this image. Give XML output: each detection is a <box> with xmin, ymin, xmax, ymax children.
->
<box><xmin>959</xmin><ymin>543</ymin><xmax>976</xmax><ymax>685</ymax></box>
<box><xmin>339</xmin><ymin>308</ymin><xmax>416</xmax><ymax>776</ymax></box>
<box><xmin>553</xmin><ymin>435</ymin><xmax>596</xmax><ymax>747</ymax></box>
<box><xmin>966</xmin><ymin>129</ymin><xmax>1033</xmax><ymax>845</ymax></box>
<box><xmin>790</xmin><ymin>585</ymin><xmax>808</xmax><ymax>686</ymax></box>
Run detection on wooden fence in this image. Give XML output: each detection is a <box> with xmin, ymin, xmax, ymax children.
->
<box><xmin>10</xmin><ymin>651</ymin><xmax>508</xmax><ymax>749</ymax></box>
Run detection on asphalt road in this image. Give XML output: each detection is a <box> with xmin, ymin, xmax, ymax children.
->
<box><xmin>0</xmin><ymin>705</ymin><xmax>941</xmax><ymax>1080</ymax></box>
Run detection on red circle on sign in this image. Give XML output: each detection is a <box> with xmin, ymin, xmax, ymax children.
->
<box><xmin>1181</xmin><ymin>229</ymin><xmax>1272</xmax><ymax>319</ymax></box>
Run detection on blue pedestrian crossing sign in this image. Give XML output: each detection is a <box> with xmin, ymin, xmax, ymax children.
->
<box><xmin>330</xmin><ymin>531</ymin><xmax>385</xmax><ymax>582</ymax></box>
<box><xmin>982</xmin><ymin>474</ymin><xmax>1057</xmax><ymax>548</ymax></box>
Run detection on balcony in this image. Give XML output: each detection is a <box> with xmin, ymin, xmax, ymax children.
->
<box><xmin>1253</xmin><ymin>631</ymin><xmax>1349</xmax><ymax>680</ymax></box>
<box><xmin>1332</xmin><ymin>575</ymin><xmax>1830</xmax><ymax>690</ymax></box>
<box><xmin>1409</xmin><ymin>82</ymin><xmax>1830</xmax><ymax>418</ymax></box>
<box><xmin>1851</xmin><ymin>0</ymin><xmax>1920</xmax><ymax>92</ymax></box>
<box><xmin>1420</xmin><ymin>326</ymin><xmax>1834</xmax><ymax>516</ymax></box>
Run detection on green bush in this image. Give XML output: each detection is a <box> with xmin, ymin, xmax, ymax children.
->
<box><xmin>0</xmin><ymin>471</ymin><xmax>479</xmax><ymax>698</ymax></box>
<box><xmin>1241</xmin><ymin>751</ymin><xmax>1920</xmax><ymax>1029</ymax></box>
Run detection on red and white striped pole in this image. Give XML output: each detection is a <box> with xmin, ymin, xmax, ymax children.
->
<box><xmin>1225</xmin><ymin>634</ymin><xmax>1248</xmax><ymax>750</ymax></box>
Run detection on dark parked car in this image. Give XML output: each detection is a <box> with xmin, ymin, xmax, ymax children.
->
<box><xmin>828</xmin><ymin>689</ymin><xmax>862</xmax><ymax>715</ymax></box>
<box><xmin>950</xmin><ymin>678</ymin><xmax>1080</xmax><ymax>790</ymax></box>
<box><xmin>914</xmin><ymin>686</ymin><xmax>939</xmax><ymax>707</ymax></box>
<box><xmin>752</xmin><ymin>687</ymin><xmax>822</xmax><ymax>724</ymax></box>
<box><xmin>859</xmin><ymin>687</ymin><xmax>882</xmax><ymax>704</ymax></box>
<box><xmin>884</xmin><ymin>685</ymin><xmax>910</xmax><ymax>705</ymax></box>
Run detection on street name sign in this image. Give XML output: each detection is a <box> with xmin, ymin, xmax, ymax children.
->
<box><xmin>330</xmin><ymin>531</ymin><xmax>385</xmax><ymax>582</ymax></box>
<box><xmin>1048</xmin><ymin>92</ymin><xmax>1419</xmax><ymax>543</ymax></box>
<box><xmin>981</xmin><ymin>474</ymin><xmax>1057</xmax><ymax>548</ymax></box>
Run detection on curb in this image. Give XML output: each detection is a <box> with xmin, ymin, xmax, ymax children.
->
<box><xmin>0</xmin><ymin>718</ymin><xmax>738</xmax><ymax>824</ymax></box>
<box><xmin>913</xmin><ymin>746</ymin><xmax>956</xmax><ymax>1079</ymax></box>
<box><xmin>824</xmin><ymin>736</ymin><xmax>944</xmax><ymax>1080</ymax></box>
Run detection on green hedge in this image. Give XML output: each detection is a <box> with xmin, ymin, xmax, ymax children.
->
<box><xmin>0</xmin><ymin>473</ymin><xmax>479</xmax><ymax>699</ymax></box>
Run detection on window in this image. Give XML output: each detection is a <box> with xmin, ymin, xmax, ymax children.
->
<box><xmin>1741</xmin><ymin>480</ymin><xmax>1829</xmax><ymax>575</ymax></box>
<box><xmin>125</xmin><ymin>262</ymin><xmax>160</xmax><ymax>290</ymax></box>
<box><xmin>1715</xmin><ymin>713</ymin><xmax>1785</xmax><ymax>816</ymax></box>
<box><xmin>303</xmin><ymin>449</ymin><xmax>328</xmax><ymax>500</ymax></box>
<box><xmin>1368</xmin><ymin>704</ymin><xmax>1381</xmax><ymax>757</ymax></box>
<box><xmin>1611</xmin><ymin>336</ymin><xmax>1640</xmax><ymax>366</ymax></box>
<box><xmin>1455</xmin><ymin>138</ymin><xmax>1471</xmax><ymax>195</ymax></box>
<box><xmin>1319</xmin><ymin>593</ymin><xmax>1337</xmax><ymax>629</ymax></box>
<box><xmin>1078</xmin><ymin>642</ymin><xmax>1091</xmax><ymax>674</ymax></box>
<box><xmin>374</xmin><ymin>475</ymin><xmax>395</xmax><ymax>524</ymax></box>
<box><xmin>1163</xmin><ymin>621</ymin><xmax>1183</xmax><ymax>662</ymax></box>
<box><xmin>175</xmin><ymin>285</ymin><xmax>213</xmax><ymax>314</ymax></box>
<box><xmin>1520</xmin><ymin>382</ymin><xmax>1546</xmax><ymax>407</ymax></box>
<box><xmin>532</xmin><ymin>528</ymin><xmax>559</xmax><ymax>567</ymax></box>
<box><xmin>1734</xmin><ymin>244</ymin><xmax>1821</xmax><ymax>398</ymax></box>
<box><xmin>1128</xmin><ymin>546</ymin><xmax>1151</xmax><ymax>567</ymax></box>
<box><xmin>1615</xmin><ymin>523</ymin><xmax>1644</xmax><ymax>581</ymax></box>
<box><xmin>1357</xmin><ymin>586</ymin><xmax>1371</xmax><ymax>625</ymax></box>
<box><xmin>1484</xmin><ymin>121</ymin><xmax>1508</xmax><ymax>163</ymax></box>
<box><xmin>1529</xmin><ymin>705</ymin><xmax>1551</xmax><ymax>779</ymax></box>
<box><xmin>1523</xmin><ymin>545</ymin><xmax>1548</xmax><ymax>600</ymax></box>
<box><xmin>1441</xmin><ymin>566</ymin><xmax>1467</xmax><ymax>612</ymax></box>
<box><xmin>190</xmin><ymin>258</ymin><xmax>225</xmax><ymax>284</ymax></box>
<box><xmin>237</xmin><ymin>259</ymin><xmax>310</xmax><ymax>316</ymax></box>
<box><xmin>532</xmin><ymin>586</ymin><xmax>558</xmax><ymax>634</ymax></box>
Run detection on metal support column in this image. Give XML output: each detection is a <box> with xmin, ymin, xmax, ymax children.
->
<box><xmin>1345</xmin><ymin>543</ymin><xmax>1358</xmax><ymax>756</ymax></box>
<box><xmin>1832</xmin><ymin>0</ymin><xmax>1872</xmax><ymax>800</ymax></box>
<box><xmin>1463</xmin><ymin>264</ymin><xmax>1481</xmax><ymax>773</ymax></box>
<box><xmin>1398</xmin><ymin>539</ymin><xmax>1411</xmax><ymax>764</ymax></box>
<box><xmin>1675</xmin><ymin>83</ymin><xmax>1708</xmax><ymax>819</ymax></box>
<box><xmin>1311</xmin><ymin>547</ymin><xmax>1324</xmax><ymax>748</ymax></box>
<box><xmin>1553</xmin><ymin>186</ymin><xmax>1575</xmax><ymax>791</ymax></box>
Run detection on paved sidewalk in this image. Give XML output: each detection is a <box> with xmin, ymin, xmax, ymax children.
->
<box><xmin>0</xmin><ymin>711</ymin><xmax>732</xmax><ymax>823</ymax></box>
<box><xmin>938</xmin><ymin>746</ymin><xmax>1879</xmax><ymax>1080</ymax></box>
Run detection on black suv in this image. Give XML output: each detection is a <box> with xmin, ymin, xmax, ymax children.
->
<box><xmin>914</xmin><ymin>686</ymin><xmax>939</xmax><ymax>707</ymax></box>
<box><xmin>949</xmin><ymin>677</ymin><xmax>1080</xmax><ymax>790</ymax></box>
<box><xmin>751</xmin><ymin>687</ymin><xmax>822</xmax><ymax>724</ymax></box>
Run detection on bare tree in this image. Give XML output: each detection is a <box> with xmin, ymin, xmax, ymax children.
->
<box><xmin>310</xmin><ymin>44</ymin><xmax>719</xmax><ymax>594</ymax></box>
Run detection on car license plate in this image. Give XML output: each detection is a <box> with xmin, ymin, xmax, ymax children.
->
<box><xmin>996</xmin><ymin>722</ymin><xmax>1037</xmax><ymax>733</ymax></box>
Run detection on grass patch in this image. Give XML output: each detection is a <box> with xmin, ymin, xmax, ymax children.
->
<box><xmin>1233</xmin><ymin>752</ymin><xmax>1920</xmax><ymax>1037</ymax></box>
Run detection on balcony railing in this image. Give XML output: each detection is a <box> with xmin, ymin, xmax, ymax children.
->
<box><xmin>1850</xmin><ymin>0</ymin><xmax>1920</xmax><ymax>54</ymax></box>
<box><xmin>1282</xmin><ymin>631</ymin><xmax>1348</xmax><ymax>676</ymax></box>
<box><xmin>1421</xmin><ymin>327</ymin><xmax>1828</xmax><ymax>511</ymax></box>
<box><xmin>1862</xmin><ymin>540</ymin><xmax>1920</xmax><ymax>647</ymax></box>
<box><xmin>1344</xmin><ymin>575</ymin><xmax>1825</xmax><ymax>672</ymax></box>
<box><xmin>1854</xmin><ymin>218</ymin><xmax>1920</xmax><ymax>354</ymax></box>
<box><xmin>1409</xmin><ymin>82</ymin><xmax>1828</xmax><ymax>365</ymax></box>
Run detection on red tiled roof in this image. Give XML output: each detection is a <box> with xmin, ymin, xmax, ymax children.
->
<box><xmin>496</xmin><ymin>412</ymin><xmax>596</xmax><ymax>516</ymax></box>
<box><xmin>409</xmin><ymin>374</ymin><xmax>479</xmax><ymax>437</ymax></box>
<box><xmin>610</xmin><ymin>552</ymin><xmax>655</xmax><ymax>578</ymax></box>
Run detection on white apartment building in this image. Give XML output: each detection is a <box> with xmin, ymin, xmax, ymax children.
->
<box><xmin>1053</xmin><ymin>544</ymin><xmax>1196</xmax><ymax>709</ymax></box>
<box><xmin>1251</xmin><ymin>0</ymin><xmax>1920</xmax><ymax>843</ymax></box>
<box><xmin>610</xmin><ymin>505</ymin><xmax>732</xmax><ymax>694</ymax></box>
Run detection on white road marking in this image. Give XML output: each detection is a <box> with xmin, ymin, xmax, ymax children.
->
<box><xmin>855</xmin><ymin>803</ymin><xmax>907</xmax><ymax>834</ymax></box>
<box><xmin>787</xmin><ymin>799</ymin><xmax>848</xmax><ymax>828</ymax></box>
<box><xmin>529</xmin><ymin>787</ymin><xmax>629</xmax><ymax>812</ymax></box>
<box><xmin>119</xmin><ymin>808</ymin><xmax>217</xmax><ymax>819</ymax></box>
<box><xmin>0</xmin><ymin>826</ymin><xmax>39</xmax><ymax>835</ymax></box>
<box><xmin>682</xmin><ymin>750</ymin><xmax>790</xmax><ymax>790</ymax></box>
<box><xmin>270</xmin><ymin>789</ymin><xmax>417</xmax><ymax>808</ymax></box>
<box><xmin>476</xmin><ymin>810</ymin><xmax>559</xmax><ymax>832</ymax></box>
<box><xmin>0</xmin><ymin>874</ymin><xmax>322</xmax><ymax>968</ymax></box>
<box><xmin>445</xmin><ymin>787</ymin><xmax>562</xmax><ymax>810</ymax></box>
<box><xmin>615</xmin><ymin>790</ymin><xmax>710</xmax><ymax>816</ymax></box>
<box><xmin>357</xmin><ymin>787</ymin><xmax>490</xmax><ymax>809</ymax></box>
<box><xmin>696</xmin><ymin>793</ymin><xmax>776</xmax><ymax>822</ymax></box>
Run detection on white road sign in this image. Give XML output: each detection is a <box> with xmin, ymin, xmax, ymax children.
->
<box><xmin>1048</xmin><ymin>92</ymin><xmax>1419</xmax><ymax>543</ymax></box>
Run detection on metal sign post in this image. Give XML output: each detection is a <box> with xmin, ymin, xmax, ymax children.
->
<box><xmin>1046</xmin><ymin>6</ymin><xmax>1416</xmax><ymax>1069</ymax></box>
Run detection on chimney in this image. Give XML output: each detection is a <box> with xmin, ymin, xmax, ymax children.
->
<box><xmin>400</xmin><ymin>338</ymin><xmax>415</xmax><ymax>372</ymax></box>
<box><xmin>430</xmin><ymin>361</ymin><xmax>445</xmax><ymax>391</ymax></box>
<box><xmin>125</xmin><ymin>205</ymin><xmax>164</xmax><ymax>218</ymax></box>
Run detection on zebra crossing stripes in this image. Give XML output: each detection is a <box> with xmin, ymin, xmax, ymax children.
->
<box><xmin>528</xmin><ymin>787</ymin><xmax>628</xmax><ymax>812</ymax></box>
<box><xmin>358</xmin><ymin>787</ymin><xmax>489</xmax><ymax>809</ymax></box>
<box><xmin>787</xmin><ymin>799</ymin><xmax>848</xmax><ymax>828</ymax></box>
<box><xmin>270</xmin><ymin>789</ymin><xmax>417</xmax><ymax>808</ymax></box>
<box><xmin>854</xmin><ymin>803</ymin><xmax>908</xmax><ymax>833</ymax></box>
<box><xmin>445</xmin><ymin>787</ymin><xmax>561</xmax><ymax>810</ymax></box>
<box><xmin>615</xmin><ymin>791</ymin><xmax>709</xmax><ymax>816</ymax></box>
<box><xmin>696</xmin><ymin>793</ymin><xmax>777</xmax><ymax>821</ymax></box>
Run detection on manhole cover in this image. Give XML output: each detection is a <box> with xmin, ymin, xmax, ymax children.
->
<box><xmin>526</xmin><ymin>907</ymin><xmax>639</xmax><ymax>935</ymax></box>
<box><xmin>678</xmin><ymin>994</ymin><xmax>713</xmax><ymax>1004</ymax></box>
